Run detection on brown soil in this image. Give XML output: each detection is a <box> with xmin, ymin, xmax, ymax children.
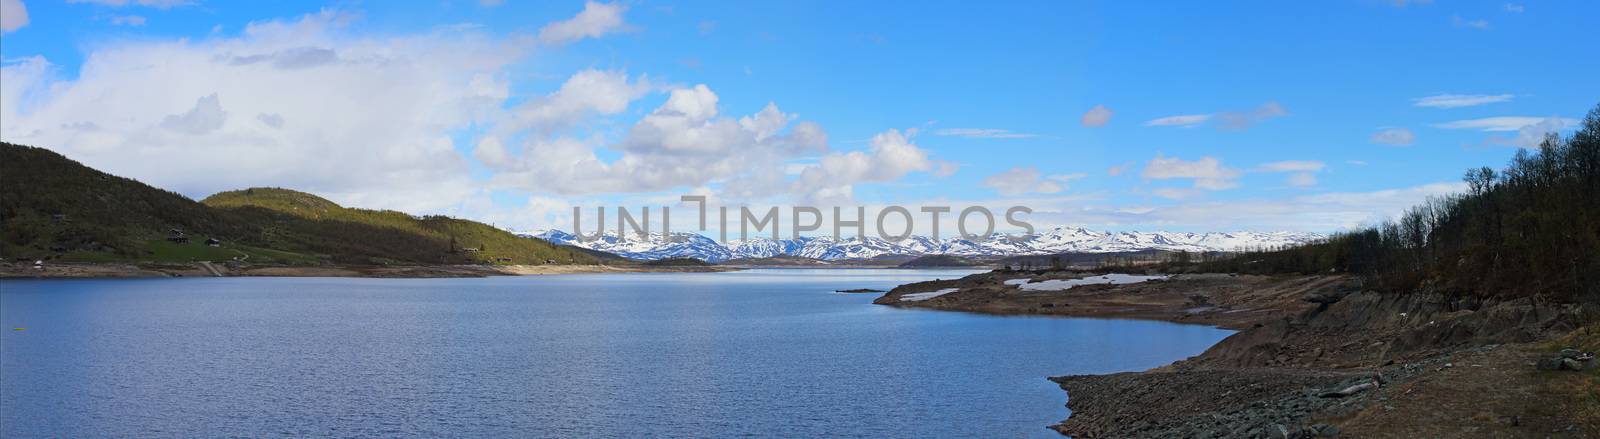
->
<box><xmin>874</xmin><ymin>271</ymin><xmax>1349</xmax><ymax>330</ymax></box>
<box><xmin>875</xmin><ymin>270</ymin><xmax>1600</xmax><ymax>437</ymax></box>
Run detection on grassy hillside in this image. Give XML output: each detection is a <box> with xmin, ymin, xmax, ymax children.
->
<box><xmin>0</xmin><ymin>142</ymin><xmax>263</xmax><ymax>262</ymax></box>
<box><xmin>203</xmin><ymin>188</ymin><xmax>598</xmax><ymax>265</ymax></box>
<box><xmin>1</xmin><ymin>142</ymin><xmax>596</xmax><ymax>266</ymax></box>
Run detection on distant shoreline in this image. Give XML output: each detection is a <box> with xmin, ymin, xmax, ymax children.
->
<box><xmin>0</xmin><ymin>262</ymin><xmax>734</xmax><ymax>279</ymax></box>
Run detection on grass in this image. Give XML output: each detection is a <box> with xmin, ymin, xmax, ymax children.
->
<box><xmin>1533</xmin><ymin>326</ymin><xmax>1600</xmax><ymax>431</ymax></box>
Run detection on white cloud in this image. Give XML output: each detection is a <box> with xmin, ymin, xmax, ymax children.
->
<box><xmin>1488</xmin><ymin>116</ymin><xmax>1573</xmax><ymax>149</ymax></box>
<box><xmin>982</xmin><ymin>167</ymin><xmax>1082</xmax><ymax>196</ymax></box>
<box><xmin>1452</xmin><ymin>15</ymin><xmax>1489</xmax><ymax>29</ymax></box>
<box><xmin>481</xmin><ymin>80</ymin><xmax>928</xmax><ymax>202</ymax></box>
<box><xmin>159</xmin><ymin>93</ymin><xmax>228</xmax><ymax>134</ymax></box>
<box><xmin>0</xmin><ymin>0</ymin><xmax>27</xmax><ymax>33</ymax></box>
<box><xmin>1504</xmin><ymin>3</ymin><xmax>1524</xmax><ymax>13</ymax></box>
<box><xmin>0</xmin><ymin>10</ymin><xmax>525</xmax><ymax>213</ymax></box>
<box><xmin>1286</xmin><ymin>172</ymin><xmax>1318</xmax><ymax>187</ymax></box>
<box><xmin>1371</xmin><ymin>127</ymin><xmax>1415</xmax><ymax>146</ymax></box>
<box><xmin>67</xmin><ymin>0</ymin><xmax>190</xmax><ymax>8</ymax></box>
<box><xmin>538</xmin><ymin>1</ymin><xmax>629</xmax><ymax>47</ymax></box>
<box><xmin>1256</xmin><ymin>160</ymin><xmax>1324</xmax><ymax>187</ymax></box>
<box><xmin>1411</xmin><ymin>93</ymin><xmax>1512</xmax><ymax>109</ymax></box>
<box><xmin>498</xmin><ymin>68</ymin><xmax>654</xmax><ymax>136</ymax></box>
<box><xmin>1215</xmin><ymin>101</ymin><xmax>1288</xmax><ymax>130</ymax></box>
<box><xmin>1433</xmin><ymin>116</ymin><xmax>1578</xmax><ymax>132</ymax></box>
<box><xmin>109</xmin><ymin>15</ymin><xmax>146</xmax><ymax>26</ymax></box>
<box><xmin>1144</xmin><ymin>114</ymin><xmax>1210</xmax><ymax>128</ymax></box>
<box><xmin>255</xmin><ymin>112</ymin><xmax>284</xmax><ymax>128</ymax></box>
<box><xmin>1142</xmin><ymin>154</ymin><xmax>1240</xmax><ymax>191</ymax></box>
<box><xmin>1255</xmin><ymin>160</ymin><xmax>1325</xmax><ymax>173</ymax></box>
<box><xmin>932</xmin><ymin>128</ymin><xmax>1037</xmax><ymax>139</ymax></box>
<box><xmin>1028</xmin><ymin>182</ymin><xmax>1469</xmax><ymax>232</ymax></box>
<box><xmin>1144</xmin><ymin>102</ymin><xmax>1286</xmax><ymax>130</ymax></box>
<box><xmin>1080</xmin><ymin>104</ymin><xmax>1113</xmax><ymax>128</ymax></box>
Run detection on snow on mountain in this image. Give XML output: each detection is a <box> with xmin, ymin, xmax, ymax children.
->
<box><xmin>526</xmin><ymin>226</ymin><xmax>1323</xmax><ymax>262</ymax></box>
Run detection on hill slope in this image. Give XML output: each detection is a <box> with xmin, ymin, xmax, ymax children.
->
<box><xmin>203</xmin><ymin>187</ymin><xmax>595</xmax><ymax>265</ymax></box>
<box><xmin>0</xmin><ymin>142</ymin><xmax>594</xmax><ymax>266</ymax></box>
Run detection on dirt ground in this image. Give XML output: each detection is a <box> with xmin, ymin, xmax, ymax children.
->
<box><xmin>875</xmin><ymin>270</ymin><xmax>1600</xmax><ymax>438</ymax></box>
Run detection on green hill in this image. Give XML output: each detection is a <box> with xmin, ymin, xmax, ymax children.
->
<box><xmin>1</xmin><ymin>142</ymin><xmax>596</xmax><ymax>266</ymax></box>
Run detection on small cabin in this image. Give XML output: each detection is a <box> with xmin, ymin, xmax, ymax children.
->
<box><xmin>205</xmin><ymin>238</ymin><xmax>221</xmax><ymax>247</ymax></box>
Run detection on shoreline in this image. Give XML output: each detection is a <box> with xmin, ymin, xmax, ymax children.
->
<box><xmin>873</xmin><ymin>270</ymin><xmax>1599</xmax><ymax>437</ymax></box>
<box><xmin>0</xmin><ymin>261</ymin><xmax>735</xmax><ymax>279</ymax></box>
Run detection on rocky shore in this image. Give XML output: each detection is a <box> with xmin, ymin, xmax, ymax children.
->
<box><xmin>875</xmin><ymin>270</ymin><xmax>1600</xmax><ymax>437</ymax></box>
<box><xmin>0</xmin><ymin>261</ymin><xmax>732</xmax><ymax>279</ymax></box>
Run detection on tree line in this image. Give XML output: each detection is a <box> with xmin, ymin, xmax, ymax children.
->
<box><xmin>1186</xmin><ymin>103</ymin><xmax>1599</xmax><ymax>303</ymax></box>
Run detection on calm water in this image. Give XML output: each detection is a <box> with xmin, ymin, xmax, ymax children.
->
<box><xmin>0</xmin><ymin>269</ymin><xmax>1231</xmax><ymax>437</ymax></box>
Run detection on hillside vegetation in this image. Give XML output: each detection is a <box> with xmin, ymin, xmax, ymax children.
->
<box><xmin>1</xmin><ymin>143</ymin><xmax>596</xmax><ymax>266</ymax></box>
<box><xmin>1190</xmin><ymin>104</ymin><xmax>1600</xmax><ymax>303</ymax></box>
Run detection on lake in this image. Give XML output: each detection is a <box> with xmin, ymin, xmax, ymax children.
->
<box><xmin>0</xmin><ymin>269</ymin><xmax>1232</xmax><ymax>437</ymax></box>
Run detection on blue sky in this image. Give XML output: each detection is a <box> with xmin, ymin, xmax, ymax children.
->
<box><xmin>1</xmin><ymin>0</ymin><xmax>1595</xmax><ymax>235</ymax></box>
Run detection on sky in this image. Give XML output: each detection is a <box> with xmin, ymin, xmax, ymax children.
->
<box><xmin>1</xmin><ymin>0</ymin><xmax>1596</xmax><ymax>237</ymax></box>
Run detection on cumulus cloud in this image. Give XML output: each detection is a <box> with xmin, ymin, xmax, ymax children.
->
<box><xmin>1</xmin><ymin>0</ymin><xmax>27</xmax><ymax>33</ymax></box>
<box><xmin>982</xmin><ymin>167</ymin><xmax>1083</xmax><ymax>196</ymax></box>
<box><xmin>1487</xmin><ymin>116</ymin><xmax>1575</xmax><ymax>149</ymax></box>
<box><xmin>1411</xmin><ymin>93</ymin><xmax>1512</xmax><ymax>109</ymax></box>
<box><xmin>498</xmin><ymin>68</ymin><xmax>654</xmax><ymax>136</ymax></box>
<box><xmin>1371</xmin><ymin>127</ymin><xmax>1415</xmax><ymax>146</ymax></box>
<box><xmin>933</xmin><ymin>128</ymin><xmax>1037</xmax><ymax>139</ymax></box>
<box><xmin>538</xmin><ymin>1</ymin><xmax>629</xmax><ymax>46</ymax></box>
<box><xmin>481</xmin><ymin>80</ymin><xmax>934</xmax><ymax>202</ymax></box>
<box><xmin>1433</xmin><ymin>116</ymin><xmax>1578</xmax><ymax>132</ymax></box>
<box><xmin>0</xmin><ymin>10</ymin><xmax>525</xmax><ymax>212</ymax></box>
<box><xmin>1142</xmin><ymin>154</ymin><xmax>1240</xmax><ymax>193</ymax></box>
<box><xmin>1080</xmin><ymin>105</ymin><xmax>1113</xmax><ymax>128</ymax></box>
<box><xmin>159</xmin><ymin>93</ymin><xmax>228</xmax><ymax>134</ymax></box>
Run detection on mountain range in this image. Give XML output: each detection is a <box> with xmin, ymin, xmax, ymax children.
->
<box><xmin>530</xmin><ymin>228</ymin><xmax>1324</xmax><ymax>262</ymax></box>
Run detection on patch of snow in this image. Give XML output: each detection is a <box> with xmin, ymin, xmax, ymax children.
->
<box><xmin>1003</xmin><ymin>278</ymin><xmax>1031</xmax><ymax>286</ymax></box>
<box><xmin>900</xmin><ymin>288</ymin><xmax>960</xmax><ymax>301</ymax></box>
<box><xmin>1013</xmin><ymin>274</ymin><xmax>1169</xmax><ymax>291</ymax></box>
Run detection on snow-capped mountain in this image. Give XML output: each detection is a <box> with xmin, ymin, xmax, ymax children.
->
<box><xmin>526</xmin><ymin>227</ymin><xmax>1323</xmax><ymax>263</ymax></box>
